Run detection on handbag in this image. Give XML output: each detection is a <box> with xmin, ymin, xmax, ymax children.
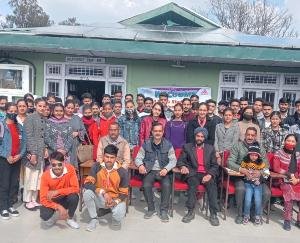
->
<box><xmin>77</xmin><ymin>133</ymin><xmax>93</xmax><ymax>163</ymax></box>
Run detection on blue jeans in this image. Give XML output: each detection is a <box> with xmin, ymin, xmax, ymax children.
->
<box><xmin>243</xmin><ymin>183</ymin><xmax>262</xmax><ymax>217</ymax></box>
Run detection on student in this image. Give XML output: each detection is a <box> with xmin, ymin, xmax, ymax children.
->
<box><xmin>240</xmin><ymin>144</ymin><xmax>269</xmax><ymax>225</ymax></box>
<box><xmin>159</xmin><ymin>92</ymin><xmax>173</xmax><ymax>121</ymax></box>
<box><xmin>91</xmin><ymin>102</ymin><xmax>101</xmax><ymax>121</ymax></box>
<box><xmin>16</xmin><ymin>99</ymin><xmax>27</xmax><ymax>126</ymax></box>
<box><xmin>229</xmin><ymin>98</ymin><xmax>240</xmax><ymax>121</ymax></box>
<box><xmin>0</xmin><ymin>95</ymin><xmax>8</xmax><ymax>121</ymax></box>
<box><xmin>182</xmin><ymin>98</ymin><xmax>195</xmax><ymax>122</ymax></box>
<box><xmin>238</xmin><ymin>106</ymin><xmax>261</xmax><ymax>142</ymax></box>
<box><xmin>136</xmin><ymin>93</ymin><xmax>145</xmax><ymax>114</ymax></box>
<box><xmin>190</xmin><ymin>94</ymin><xmax>199</xmax><ymax>104</ymax></box>
<box><xmin>113</xmin><ymin>101</ymin><xmax>123</xmax><ymax>119</ymax></box>
<box><xmin>46</xmin><ymin>92</ymin><xmax>56</xmax><ymax>105</ymax></box>
<box><xmin>138</xmin><ymin>97</ymin><xmax>153</xmax><ymax>118</ymax></box>
<box><xmin>253</xmin><ymin>98</ymin><xmax>264</xmax><ymax>120</ymax></box>
<box><xmin>125</xmin><ymin>93</ymin><xmax>134</xmax><ymax>102</ymax></box>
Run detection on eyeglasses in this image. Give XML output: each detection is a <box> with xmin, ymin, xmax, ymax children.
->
<box><xmin>51</xmin><ymin>162</ymin><xmax>63</xmax><ymax>168</ymax></box>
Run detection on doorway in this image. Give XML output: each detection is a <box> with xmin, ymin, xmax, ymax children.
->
<box><xmin>66</xmin><ymin>79</ymin><xmax>105</xmax><ymax>102</ymax></box>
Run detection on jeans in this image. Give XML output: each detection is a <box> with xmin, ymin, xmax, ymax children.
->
<box><xmin>40</xmin><ymin>194</ymin><xmax>79</xmax><ymax>221</ymax></box>
<box><xmin>142</xmin><ymin>170</ymin><xmax>171</xmax><ymax>212</ymax></box>
<box><xmin>243</xmin><ymin>183</ymin><xmax>262</xmax><ymax>217</ymax></box>
<box><xmin>83</xmin><ymin>189</ymin><xmax>126</xmax><ymax>222</ymax></box>
<box><xmin>186</xmin><ymin>173</ymin><xmax>218</xmax><ymax>215</ymax></box>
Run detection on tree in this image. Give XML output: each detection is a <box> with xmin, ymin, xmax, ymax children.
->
<box><xmin>202</xmin><ymin>0</ymin><xmax>297</xmax><ymax>37</ymax></box>
<box><xmin>58</xmin><ymin>17</ymin><xmax>81</xmax><ymax>26</ymax></box>
<box><xmin>6</xmin><ymin>0</ymin><xmax>53</xmax><ymax>28</ymax></box>
<box><xmin>0</xmin><ymin>15</ymin><xmax>9</xmax><ymax>28</ymax></box>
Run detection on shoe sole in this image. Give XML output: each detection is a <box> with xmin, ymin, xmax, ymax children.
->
<box><xmin>10</xmin><ymin>214</ymin><xmax>19</xmax><ymax>217</ymax></box>
<box><xmin>1</xmin><ymin>216</ymin><xmax>10</xmax><ymax>220</ymax></box>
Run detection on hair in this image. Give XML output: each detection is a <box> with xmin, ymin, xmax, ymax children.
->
<box><xmin>65</xmin><ymin>94</ymin><xmax>74</xmax><ymax>100</ymax></box>
<box><xmin>53</xmin><ymin>102</ymin><xmax>64</xmax><ymax>111</ymax></box>
<box><xmin>102</xmin><ymin>94</ymin><xmax>111</xmax><ymax>99</ymax></box>
<box><xmin>23</xmin><ymin>93</ymin><xmax>34</xmax><ymax>101</ymax></box>
<box><xmin>239</xmin><ymin>106</ymin><xmax>259</xmax><ymax>124</ymax></box>
<box><xmin>91</xmin><ymin>102</ymin><xmax>100</xmax><ymax>108</ymax></box>
<box><xmin>74</xmin><ymin>98</ymin><xmax>80</xmax><ymax>105</ymax></box>
<box><xmin>190</xmin><ymin>94</ymin><xmax>199</xmax><ymax>100</ymax></box>
<box><xmin>103</xmin><ymin>102</ymin><xmax>113</xmax><ymax>109</ymax></box>
<box><xmin>0</xmin><ymin>95</ymin><xmax>8</xmax><ymax>101</ymax></box>
<box><xmin>245</xmin><ymin>126</ymin><xmax>258</xmax><ymax>135</ymax></box>
<box><xmin>191</xmin><ymin>102</ymin><xmax>200</xmax><ymax>110</ymax></box>
<box><xmin>144</xmin><ymin>97</ymin><xmax>153</xmax><ymax>103</ymax></box>
<box><xmin>263</xmin><ymin>101</ymin><xmax>273</xmax><ymax>108</ymax></box>
<box><xmin>64</xmin><ymin>99</ymin><xmax>75</xmax><ymax>107</ymax></box>
<box><xmin>46</xmin><ymin>92</ymin><xmax>56</xmax><ymax>99</ymax></box>
<box><xmin>223</xmin><ymin>107</ymin><xmax>234</xmax><ymax>115</ymax></box>
<box><xmin>109</xmin><ymin>122</ymin><xmax>120</xmax><ymax>129</ymax></box>
<box><xmin>239</xmin><ymin>97</ymin><xmax>249</xmax><ymax>102</ymax></box>
<box><xmin>5</xmin><ymin>102</ymin><xmax>16</xmax><ymax>111</ymax></box>
<box><xmin>16</xmin><ymin>99</ymin><xmax>27</xmax><ymax>106</ymax></box>
<box><xmin>125</xmin><ymin>100</ymin><xmax>135</xmax><ymax>106</ymax></box>
<box><xmin>151</xmin><ymin>102</ymin><xmax>166</xmax><ymax>119</ymax></box>
<box><xmin>81</xmin><ymin>92</ymin><xmax>92</xmax><ymax>100</ymax></box>
<box><xmin>114</xmin><ymin>90</ymin><xmax>122</xmax><ymax>95</ymax></box>
<box><xmin>34</xmin><ymin>97</ymin><xmax>46</xmax><ymax>105</ymax></box>
<box><xmin>55</xmin><ymin>97</ymin><xmax>62</xmax><ymax>103</ymax></box>
<box><xmin>254</xmin><ymin>97</ymin><xmax>264</xmax><ymax>104</ymax></box>
<box><xmin>172</xmin><ymin>103</ymin><xmax>183</xmax><ymax>119</ymax></box>
<box><xmin>49</xmin><ymin>151</ymin><xmax>65</xmax><ymax>162</ymax></box>
<box><xmin>82</xmin><ymin>104</ymin><xmax>92</xmax><ymax>113</ymax></box>
<box><xmin>182</xmin><ymin>98</ymin><xmax>191</xmax><ymax>103</ymax></box>
<box><xmin>230</xmin><ymin>98</ymin><xmax>240</xmax><ymax>105</ymax></box>
<box><xmin>206</xmin><ymin>99</ymin><xmax>216</xmax><ymax>105</ymax></box>
<box><xmin>270</xmin><ymin>111</ymin><xmax>283</xmax><ymax>127</ymax></box>
<box><xmin>136</xmin><ymin>93</ymin><xmax>145</xmax><ymax>100</ymax></box>
<box><xmin>25</xmin><ymin>98</ymin><xmax>34</xmax><ymax>106</ymax></box>
<box><xmin>159</xmin><ymin>92</ymin><xmax>168</xmax><ymax>99</ymax></box>
<box><xmin>284</xmin><ymin>133</ymin><xmax>298</xmax><ymax>143</ymax></box>
<box><xmin>104</xmin><ymin>144</ymin><xmax>119</xmax><ymax>156</ymax></box>
<box><xmin>198</xmin><ymin>102</ymin><xmax>208</xmax><ymax>110</ymax></box>
<box><xmin>279</xmin><ymin>97</ymin><xmax>290</xmax><ymax>104</ymax></box>
<box><xmin>295</xmin><ymin>99</ymin><xmax>300</xmax><ymax>106</ymax></box>
<box><xmin>243</xmin><ymin>153</ymin><xmax>263</xmax><ymax>164</ymax></box>
<box><xmin>151</xmin><ymin>121</ymin><xmax>163</xmax><ymax>131</ymax></box>
<box><xmin>113</xmin><ymin>101</ymin><xmax>122</xmax><ymax>107</ymax></box>
<box><xmin>125</xmin><ymin>93</ymin><xmax>134</xmax><ymax>99</ymax></box>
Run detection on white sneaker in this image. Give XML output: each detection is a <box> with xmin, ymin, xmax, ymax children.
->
<box><xmin>86</xmin><ymin>218</ymin><xmax>98</xmax><ymax>232</ymax></box>
<box><xmin>8</xmin><ymin>207</ymin><xmax>20</xmax><ymax>217</ymax></box>
<box><xmin>1</xmin><ymin>210</ymin><xmax>10</xmax><ymax>220</ymax></box>
<box><xmin>66</xmin><ymin>218</ymin><xmax>80</xmax><ymax>229</ymax></box>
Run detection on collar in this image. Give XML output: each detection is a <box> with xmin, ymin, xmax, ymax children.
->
<box><xmin>50</xmin><ymin>166</ymin><xmax>68</xmax><ymax>179</ymax></box>
<box><xmin>100</xmin><ymin>162</ymin><xmax>119</xmax><ymax>170</ymax></box>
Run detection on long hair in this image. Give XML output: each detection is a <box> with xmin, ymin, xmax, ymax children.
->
<box><xmin>150</xmin><ymin>102</ymin><xmax>166</xmax><ymax>119</ymax></box>
<box><xmin>239</xmin><ymin>106</ymin><xmax>259</xmax><ymax>125</ymax></box>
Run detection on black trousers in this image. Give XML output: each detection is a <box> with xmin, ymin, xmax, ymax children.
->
<box><xmin>186</xmin><ymin>173</ymin><xmax>218</xmax><ymax>215</ymax></box>
<box><xmin>142</xmin><ymin>170</ymin><xmax>171</xmax><ymax>212</ymax></box>
<box><xmin>0</xmin><ymin>157</ymin><xmax>21</xmax><ymax>211</ymax></box>
<box><xmin>40</xmin><ymin>194</ymin><xmax>79</xmax><ymax>221</ymax></box>
<box><xmin>233</xmin><ymin>178</ymin><xmax>271</xmax><ymax>217</ymax></box>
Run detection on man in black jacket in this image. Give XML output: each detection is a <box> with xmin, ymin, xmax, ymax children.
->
<box><xmin>177</xmin><ymin>127</ymin><xmax>220</xmax><ymax>226</ymax></box>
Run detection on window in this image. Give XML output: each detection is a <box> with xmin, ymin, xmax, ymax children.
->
<box><xmin>262</xmin><ymin>91</ymin><xmax>275</xmax><ymax>104</ymax></box>
<box><xmin>66</xmin><ymin>65</ymin><xmax>104</xmax><ymax>77</ymax></box>
<box><xmin>46</xmin><ymin>64</ymin><xmax>61</xmax><ymax>75</ymax></box>
<box><xmin>109</xmin><ymin>67</ymin><xmax>124</xmax><ymax>78</ymax></box>
<box><xmin>221</xmin><ymin>89</ymin><xmax>235</xmax><ymax>101</ymax></box>
<box><xmin>46</xmin><ymin>79</ymin><xmax>61</xmax><ymax>97</ymax></box>
<box><xmin>243</xmin><ymin>73</ymin><xmax>277</xmax><ymax>84</ymax></box>
<box><xmin>0</xmin><ymin>69</ymin><xmax>22</xmax><ymax>89</ymax></box>
<box><xmin>222</xmin><ymin>72</ymin><xmax>237</xmax><ymax>83</ymax></box>
<box><xmin>243</xmin><ymin>90</ymin><xmax>257</xmax><ymax>105</ymax></box>
<box><xmin>110</xmin><ymin>84</ymin><xmax>123</xmax><ymax>95</ymax></box>
<box><xmin>284</xmin><ymin>75</ymin><xmax>299</xmax><ymax>85</ymax></box>
<box><xmin>283</xmin><ymin>92</ymin><xmax>297</xmax><ymax>107</ymax></box>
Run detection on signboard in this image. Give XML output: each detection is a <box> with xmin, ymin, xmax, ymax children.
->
<box><xmin>137</xmin><ymin>86</ymin><xmax>211</xmax><ymax>109</ymax></box>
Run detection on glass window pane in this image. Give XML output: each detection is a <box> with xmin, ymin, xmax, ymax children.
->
<box><xmin>244</xmin><ymin>90</ymin><xmax>256</xmax><ymax>105</ymax></box>
<box><xmin>0</xmin><ymin>69</ymin><xmax>22</xmax><ymax>89</ymax></box>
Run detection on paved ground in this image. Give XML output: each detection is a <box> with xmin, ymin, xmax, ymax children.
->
<box><xmin>1</xmin><ymin>193</ymin><xmax>299</xmax><ymax>243</ymax></box>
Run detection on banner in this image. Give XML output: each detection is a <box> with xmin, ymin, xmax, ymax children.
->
<box><xmin>137</xmin><ymin>86</ymin><xmax>211</xmax><ymax>109</ymax></box>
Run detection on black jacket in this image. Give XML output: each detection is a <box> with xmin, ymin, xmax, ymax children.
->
<box><xmin>177</xmin><ymin>143</ymin><xmax>219</xmax><ymax>179</ymax></box>
<box><xmin>284</xmin><ymin>112</ymin><xmax>300</xmax><ymax>127</ymax></box>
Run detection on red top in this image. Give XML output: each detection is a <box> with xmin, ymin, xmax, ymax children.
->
<box><xmin>196</xmin><ymin>147</ymin><xmax>206</xmax><ymax>173</ymax></box>
<box><xmin>7</xmin><ymin>123</ymin><xmax>20</xmax><ymax>156</ymax></box>
<box><xmin>198</xmin><ymin>117</ymin><xmax>206</xmax><ymax>128</ymax></box>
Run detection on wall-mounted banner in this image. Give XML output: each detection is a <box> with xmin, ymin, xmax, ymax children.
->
<box><xmin>137</xmin><ymin>87</ymin><xmax>211</xmax><ymax>108</ymax></box>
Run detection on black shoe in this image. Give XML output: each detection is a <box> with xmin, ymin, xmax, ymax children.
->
<box><xmin>295</xmin><ymin>221</ymin><xmax>300</xmax><ymax>229</ymax></box>
<box><xmin>144</xmin><ymin>210</ymin><xmax>156</xmax><ymax>219</ymax></box>
<box><xmin>0</xmin><ymin>210</ymin><xmax>10</xmax><ymax>220</ymax></box>
<box><xmin>182</xmin><ymin>210</ymin><xmax>195</xmax><ymax>223</ymax></box>
<box><xmin>97</xmin><ymin>208</ymin><xmax>111</xmax><ymax>217</ymax></box>
<box><xmin>8</xmin><ymin>207</ymin><xmax>19</xmax><ymax>217</ymax></box>
<box><xmin>160</xmin><ymin>211</ymin><xmax>169</xmax><ymax>223</ymax></box>
<box><xmin>209</xmin><ymin>214</ymin><xmax>220</xmax><ymax>226</ymax></box>
<box><xmin>283</xmin><ymin>220</ymin><xmax>291</xmax><ymax>231</ymax></box>
<box><xmin>235</xmin><ymin>216</ymin><xmax>243</xmax><ymax>224</ymax></box>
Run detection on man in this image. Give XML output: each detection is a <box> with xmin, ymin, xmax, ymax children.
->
<box><xmin>97</xmin><ymin>123</ymin><xmax>130</xmax><ymax>169</ymax></box>
<box><xmin>285</xmin><ymin>99</ymin><xmax>300</xmax><ymax>127</ymax></box>
<box><xmin>278</xmin><ymin>97</ymin><xmax>290</xmax><ymax>122</ymax></box>
<box><xmin>80</xmin><ymin>93</ymin><xmax>93</xmax><ymax>114</ymax></box>
<box><xmin>0</xmin><ymin>95</ymin><xmax>7</xmax><ymax>121</ymax></box>
<box><xmin>159</xmin><ymin>92</ymin><xmax>173</xmax><ymax>121</ymax></box>
<box><xmin>253</xmin><ymin>98</ymin><xmax>264</xmax><ymax>120</ymax></box>
<box><xmin>83</xmin><ymin>144</ymin><xmax>128</xmax><ymax>231</ymax></box>
<box><xmin>138</xmin><ymin>97</ymin><xmax>153</xmax><ymax>117</ymax></box>
<box><xmin>40</xmin><ymin>151</ymin><xmax>80</xmax><ymax>229</ymax></box>
<box><xmin>190</xmin><ymin>94</ymin><xmax>199</xmax><ymax>104</ymax></box>
<box><xmin>258</xmin><ymin>102</ymin><xmax>273</xmax><ymax>130</ymax></box>
<box><xmin>102</xmin><ymin>94</ymin><xmax>111</xmax><ymax>105</ymax></box>
<box><xmin>206</xmin><ymin>99</ymin><xmax>222</xmax><ymax>124</ymax></box>
<box><xmin>217</xmin><ymin>100</ymin><xmax>228</xmax><ymax>118</ymax></box>
<box><xmin>113</xmin><ymin>90</ymin><xmax>123</xmax><ymax>103</ymax></box>
<box><xmin>239</xmin><ymin>97</ymin><xmax>249</xmax><ymax>111</ymax></box>
<box><xmin>125</xmin><ymin>93</ymin><xmax>134</xmax><ymax>102</ymax></box>
<box><xmin>113</xmin><ymin>101</ymin><xmax>123</xmax><ymax>119</ymax></box>
<box><xmin>177</xmin><ymin>127</ymin><xmax>220</xmax><ymax>226</ymax></box>
<box><xmin>229</xmin><ymin>98</ymin><xmax>240</xmax><ymax>121</ymax></box>
<box><xmin>182</xmin><ymin>98</ymin><xmax>195</xmax><ymax>122</ymax></box>
<box><xmin>136</xmin><ymin>93</ymin><xmax>145</xmax><ymax>113</ymax></box>
<box><xmin>135</xmin><ymin>122</ymin><xmax>176</xmax><ymax>222</ymax></box>
<box><xmin>227</xmin><ymin>127</ymin><xmax>271</xmax><ymax>224</ymax></box>
<box><xmin>186</xmin><ymin>102</ymin><xmax>219</xmax><ymax>145</ymax></box>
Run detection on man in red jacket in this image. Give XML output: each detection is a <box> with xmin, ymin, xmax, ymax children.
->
<box><xmin>40</xmin><ymin>151</ymin><xmax>80</xmax><ymax>229</ymax></box>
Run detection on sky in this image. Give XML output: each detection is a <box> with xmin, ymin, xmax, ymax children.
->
<box><xmin>0</xmin><ymin>0</ymin><xmax>299</xmax><ymax>32</ymax></box>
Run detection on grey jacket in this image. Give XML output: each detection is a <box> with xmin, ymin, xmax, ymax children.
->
<box><xmin>214</xmin><ymin>123</ymin><xmax>240</xmax><ymax>153</ymax></box>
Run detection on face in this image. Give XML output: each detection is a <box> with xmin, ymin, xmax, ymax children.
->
<box><xmin>253</xmin><ymin>101</ymin><xmax>263</xmax><ymax>113</ymax></box>
<box><xmin>136</xmin><ymin>96</ymin><xmax>144</xmax><ymax>107</ymax></box>
<box><xmin>74</xmin><ymin>103</ymin><xmax>80</xmax><ymax>113</ymax></box>
<box><xmin>53</xmin><ymin>106</ymin><xmax>64</xmax><ymax>119</ymax></box>
<box><xmin>152</xmin><ymin>104</ymin><xmax>162</xmax><ymax>117</ymax></box>
<box><xmin>43</xmin><ymin>105</ymin><xmax>51</xmax><ymax>117</ymax></box>
<box><xmin>230</xmin><ymin>101</ymin><xmax>240</xmax><ymax>114</ymax></box>
<box><xmin>270</xmin><ymin>115</ymin><xmax>281</xmax><ymax>127</ymax></box>
<box><xmin>245</xmin><ymin>130</ymin><xmax>257</xmax><ymax>144</ymax></box>
<box><xmin>190</xmin><ymin>97</ymin><xmax>199</xmax><ymax>104</ymax></box>
<box><xmin>182</xmin><ymin>100</ymin><xmax>191</xmax><ymax>112</ymax></box>
<box><xmin>174</xmin><ymin>105</ymin><xmax>183</xmax><ymax>119</ymax></box>
<box><xmin>159</xmin><ymin>96</ymin><xmax>168</xmax><ymax>107</ymax></box>
<box><xmin>223</xmin><ymin>110</ymin><xmax>233</xmax><ymax>123</ymax></box>
<box><xmin>296</xmin><ymin>103</ymin><xmax>300</xmax><ymax>114</ymax></box>
<box><xmin>103</xmin><ymin>153</ymin><xmax>117</xmax><ymax>170</ymax></box>
<box><xmin>285</xmin><ymin>136</ymin><xmax>297</xmax><ymax>147</ymax></box>
<box><xmin>92</xmin><ymin>105</ymin><xmax>100</xmax><ymax>116</ymax></box>
<box><xmin>27</xmin><ymin>102</ymin><xmax>34</xmax><ymax>110</ymax></box>
<box><xmin>125</xmin><ymin>96</ymin><xmax>133</xmax><ymax>102</ymax></box>
<box><xmin>244</xmin><ymin>108</ymin><xmax>254</xmax><ymax>117</ymax></box>
<box><xmin>114</xmin><ymin>92</ymin><xmax>122</xmax><ymax>102</ymax></box>
<box><xmin>218</xmin><ymin>104</ymin><xmax>226</xmax><ymax>114</ymax></box>
<box><xmin>17</xmin><ymin>101</ymin><xmax>27</xmax><ymax>115</ymax></box>
<box><xmin>145</xmin><ymin>100</ymin><xmax>153</xmax><ymax>110</ymax></box>
<box><xmin>83</xmin><ymin>98</ymin><xmax>92</xmax><ymax>105</ymax></box>
<box><xmin>125</xmin><ymin>102</ymin><xmax>135</xmax><ymax>110</ymax></box>
<box><xmin>6</xmin><ymin>105</ymin><xmax>17</xmax><ymax>115</ymax></box>
<box><xmin>0</xmin><ymin>98</ymin><xmax>7</xmax><ymax>111</ymax></box>
<box><xmin>207</xmin><ymin>102</ymin><xmax>216</xmax><ymax>115</ymax></box>
<box><xmin>195</xmin><ymin>132</ymin><xmax>205</xmax><ymax>145</ymax></box>
<box><xmin>113</xmin><ymin>103</ymin><xmax>122</xmax><ymax>115</ymax></box>
<box><xmin>47</xmin><ymin>97</ymin><xmax>56</xmax><ymax>105</ymax></box>
<box><xmin>263</xmin><ymin>106</ymin><xmax>273</xmax><ymax>118</ymax></box>
<box><xmin>198</xmin><ymin>104</ymin><xmax>208</xmax><ymax>119</ymax></box>
<box><xmin>240</xmin><ymin>101</ymin><xmax>248</xmax><ymax>110</ymax></box>
<box><xmin>102</xmin><ymin>97</ymin><xmax>111</xmax><ymax>104</ymax></box>
<box><xmin>51</xmin><ymin>159</ymin><xmax>64</xmax><ymax>177</ymax></box>
<box><xmin>249</xmin><ymin>153</ymin><xmax>259</xmax><ymax>162</ymax></box>
<box><xmin>64</xmin><ymin>103</ymin><xmax>74</xmax><ymax>116</ymax></box>
<box><xmin>83</xmin><ymin>108</ymin><xmax>92</xmax><ymax>117</ymax></box>
<box><xmin>151</xmin><ymin>124</ymin><xmax>164</xmax><ymax>140</ymax></box>
<box><xmin>108</xmin><ymin>124</ymin><xmax>120</xmax><ymax>140</ymax></box>
<box><xmin>35</xmin><ymin>101</ymin><xmax>46</xmax><ymax>115</ymax></box>
<box><xmin>103</xmin><ymin>105</ymin><xmax>113</xmax><ymax>116</ymax></box>
<box><xmin>279</xmin><ymin>102</ymin><xmax>289</xmax><ymax>113</ymax></box>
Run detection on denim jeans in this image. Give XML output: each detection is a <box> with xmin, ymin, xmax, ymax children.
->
<box><xmin>243</xmin><ymin>182</ymin><xmax>262</xmax><ymax>217</ymax></box>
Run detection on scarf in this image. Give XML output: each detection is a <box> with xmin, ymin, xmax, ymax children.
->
<box><xmin>49</xmin><ymin>116</ymin><xmax>69</xmax><ymax>124</ymax></box>
<box><xmin>82</xmin><ymin>116</ymin><xmax>95</xmax><ymax>126</ymax></box>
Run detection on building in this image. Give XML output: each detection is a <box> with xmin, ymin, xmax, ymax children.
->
<box><xmin>0</xmin><ymin>2</ymin><xmax>299</xmax><ymax>108</ymax></box>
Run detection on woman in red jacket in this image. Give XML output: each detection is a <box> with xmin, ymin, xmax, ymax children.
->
<box><xmin>139</xmin><ymin>102</ymin><xmax>166</xmax><ymax>145</ymax></box>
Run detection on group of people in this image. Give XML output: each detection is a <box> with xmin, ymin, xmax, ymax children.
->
<box><xmin>0</xmin><ymin>90</ymin><xmax>299</xmax><ymax>232</ymax></box>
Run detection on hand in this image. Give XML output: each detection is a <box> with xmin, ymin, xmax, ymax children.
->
<box><xmin>30</xmin><ymin>154</ymin><xmax>37</xmax><ymax>165</ymax></box>
<box><xmin>7</xmin><ymin>156</ymin><xmax>14</xmax><ymax>164</ymax></box>
<box><xmin>239</xmin><ymin>168</ymin><xmax>251</xmax><ymax>178</ymax></box>
<box><xmin>289</xmin><ymin>175</ymin><xmax>299</xmax><ymax>185</ymax></box>
<box><xmin>216</xmin><ymin>157</ymin><xmax>222</xmax><ymax>165</ymax></box>
<box><xmin>252</xmin><ymin>170</ymin><xmax>261</xmax><ymax>178</ymax></box>
<box><xmin>159</xmin><ymin>168</ymin><xmax>168</xmax><ymax>177</ymax></box>
<box><xmin>103</xmin><ymin>192</ymin><xmax>113</xmax><ymax>207</ymax></box>
<box><xmin>138</xmin><ymin>165</ymin><xmax>147</xmax><ymax>175</ymax></box>
<box><xmin>12</xmin><ymin>154</ymin><xmax>21</xmax><ymax>163</ymax></box>
<box><xmin>47</xmin><ymin>190</ymin><xmax>59</xmax><ymax>200</ymax></box>
<box><xmin>180</xmin><ymin>166</ymin><xmax>189</xmax><ymax>175</ymax></box>
<box><xmin>72</xmin><ymin>132</ymin><xmax>79</xmax><ymax>138</ymax></box>
<box><xmin>56</xmin><ymin>205</ymin><xmax>68</xmax><ymax>220</ymax></box>
<box><xmin>44</xmin><ymin>149</ymin><xmax>49</xmax><ymax>159</ymax></box>
<box><xmin>202</xmin><ymin>174</ymin><xmax>212</xmax><ymax>184</ymax></box>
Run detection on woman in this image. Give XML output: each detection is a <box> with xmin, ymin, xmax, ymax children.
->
<box><xmin>45</xmin><ymin>103</ymin><xmax>73</xmax><ymax>162</ymax></box>
<box><xmin>91</xmin><ymin>102</ymin><xmax>101</xmax><ymax>121</ymax></box>
<box><xmin>262</xmin><ymin>111</ymin><xmax>289</xmax><ymax>153</ymax></box>
<box><xmin>139</xmin><ymin>102</ymin><xmax>166</xmax><ymax>145</ymax></box>
<box><xmin>23</xmin><ymin>98</ymin><xmax>46</xmax><ymax>210</ymax></box>
<box><xmin>16</xmin><ymin>99</ymin><xmax>27</xmax><ymax>126</ymax></box>
<box><xmin>64</xmin><ymin>100</ymin><xmax>86</xmax><ymax>168</ymax></box>
<box><xmin>214</xmin><ymin>107</ymin><xmax>239</xmax><ymax>164</ymax></box>
<box><xmin>43</xmin><ymin>102</ymin><xmax>51</xmax><ymax>119</ymax></box>
<box><xmin>118</xmin><ymin>100</ymin><xmax>141</xmax><ymax>149</ymax></box>
<box><xmin>273</xmin><ymin>134</ymin><xmax>300</xmax><ymax>231</ymax></box>
<box><xmin>238</xmin><ymin>106</ymin><xmax>261</xmax><ymax>142</ymax></box>
<box><xmin>165</xmin><ymin>103</ymin><xmax>187</xmax><ymax>149</ymax></box>
<box><xmin>0</xmin><ymin>102</ymin><xmax>26</xmax><ymax>219</ymax></box>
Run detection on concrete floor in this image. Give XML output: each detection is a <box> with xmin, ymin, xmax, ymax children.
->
<box><xmin>1</xmin><ymin>194</ymin><xmax>299</xmax><ymax>243</ymax></box>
